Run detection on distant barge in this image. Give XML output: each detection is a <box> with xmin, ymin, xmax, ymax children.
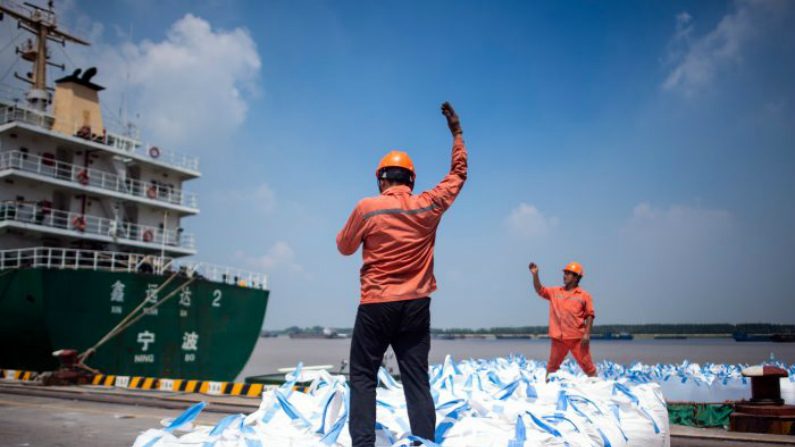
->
<box><xmin>733</xmin><ymin>333</ymin><xmax>795</xmax><ymax>343</ymax></box>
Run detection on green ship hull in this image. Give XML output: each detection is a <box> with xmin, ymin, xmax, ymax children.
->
<box><xmin>0</xmin><ymin>268</ymin><xmax>268</xmax><ymax>381</ymax></box>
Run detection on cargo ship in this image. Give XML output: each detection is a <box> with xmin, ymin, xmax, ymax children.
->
<box><xmin>732</xmin><ymin>333</ymin><xmax>773</xmax><ymax>342</ymax></box>
<box><xmin>0</xmin><ymin>2</ymin><xmax>269</xmax><ymax>381</ymax></box>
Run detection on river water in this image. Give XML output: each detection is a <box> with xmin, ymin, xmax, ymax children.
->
<box><xmin>236</xmin><ymin>337</ymin><xmax>795</xmax><ymax>381</ymax></box>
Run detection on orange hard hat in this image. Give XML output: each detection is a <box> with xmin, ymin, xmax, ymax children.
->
<box><xmin>563</xmin><ymin>262</ymin><xmax>584</xmax><ymax>277</ymax></box>
<box><xmin>376</xmin><ymin>151</ymin><xmax>415</xmax><ymax>179</ymax></box>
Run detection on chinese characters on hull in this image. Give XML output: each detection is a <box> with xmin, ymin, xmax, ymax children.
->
<box><xmin>144</xmin><ymin>284</ymin><xmax>159</xmax><ymax>315</ymax></box>
<box><xmin>182</xmin><ymin>331</ymin><xmax>199</xmax><ymax>362</ymax></box>
<box><xmin>126</xmin><ymin>283</ymin><xmax>225</xmax><ymax>365</ymax></box>
<box><xmin>135</xmin><ymin>330</ymin><xmax>156</xmax><ymax>363</ymax></box>
<box><xmin>179</xmin><ymin>287</ymin><xmax>192</xmax><ymax>317</ymax></box>
<box><xmin>110</xmin><ymin>280</ymin><xmax>124</xmax><ymax>314</ymax></box>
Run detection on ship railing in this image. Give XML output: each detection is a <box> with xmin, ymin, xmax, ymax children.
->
<box><xmin>105</xmin><ymin>130</ymin><xmax>200</xmax><ymax>172</ymax></box>
<box><xmin>182</xmin><ymin>262</ymin><xmax>269</xmax><ymax>290</ymax></box>
<box><xmin>0</xmin><ymin>100</ymin><xmax>54</xmax><ymax>128</ymax></box>
<box><xmin>104</xmin><ymin>131</ymin><xmax>141</xmax><ymax>153</ymax></box>
<box><xmin>0</xmin><ymin>201</ymin><xmax>196</xmax><ymax>251</ymax></box>
<box><xmin>0</xmin><ymin>151</ymin><xmax>199</xmax><ymax>209</ymax></box>
<box><xmin>59</xmin><ymin>121</ymin><xmax>200</xmax><ymax>173</ymax></box>
<box><xmin>0</xmin><ymin>247</ymin><xmax>269</xmax><ymax>290</ymax></box>
<box><xmin>67</xmin><ymin>125</ymin><xmax>200</xmax><ymax>172</ymax></box>
<box><xmin>0</xmin><ymin>98</ymin><xmax>200</xmax><ymax>173</ymax></box>
<box><xmin>0</xmin><ymin>247</ymin><xmax>173</xmax><ymax>273</ymax></box>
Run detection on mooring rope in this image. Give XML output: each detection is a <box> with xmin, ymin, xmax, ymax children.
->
<box><xmin>79</xmin><ymin>270</ymin><xmax>195</xmax><ymax>362</ymax></box>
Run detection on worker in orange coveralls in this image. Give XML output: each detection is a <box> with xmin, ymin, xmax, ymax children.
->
<box><xmin>528</xmin><ymin>261</ymin><xmax>597</xmax><ymax>380</ymax></box>
<box><xmin>337</xmin><ymin>102</ymin><xmax>467</xmax><ymax>447</ymax></box>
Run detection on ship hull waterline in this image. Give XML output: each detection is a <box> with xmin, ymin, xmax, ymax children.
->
<box><xmin>0</xmin><ymin>268</ymin><xmax>268</xmax><ymax>381</ymax></box>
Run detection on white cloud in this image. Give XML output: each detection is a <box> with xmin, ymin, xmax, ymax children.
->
<box><xmin>0</xmin><ymin>7</ymin><xmax>261</xmax><ymax>151</ymax></box>
<box><xmin>102</xmin><ymin>15</ymin><xmax>261</xmax><ymax>150</ymax></box>
<box><xmin>662</xmin><ymin>1</ymin><xmax>766</xmax><ymax>95</ymax></box>
<box><xmin>505</xmin><ymin>203</ymin><xmax>558</xmax><ymax>239</ymax></box>
<box><xmin>236</xmin><ymin>241</ymin><xmax>304</xmax><ymax>275</ymax></box>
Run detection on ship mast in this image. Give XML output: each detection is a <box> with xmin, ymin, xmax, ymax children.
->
<box><xmin>0</xmin><ymin>1</ymin><xmax>89</xmax><ymax>110</ymax></box>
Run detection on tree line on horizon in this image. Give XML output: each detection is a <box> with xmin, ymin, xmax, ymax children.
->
<box><xmin>268</xmin><ymin>323</ymin><xmax>795</xmax><ymax>336</ymax></box>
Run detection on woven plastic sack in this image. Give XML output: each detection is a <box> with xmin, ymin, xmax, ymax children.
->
<box><xmin>132</xmin><ymin>356</ymin><xmax>671</xmax><ymax>447</ymax></box>
<box><xmin>782</xmin><ymin>376</ymin><xmax>795</xmax><ymax>405</ymax></box>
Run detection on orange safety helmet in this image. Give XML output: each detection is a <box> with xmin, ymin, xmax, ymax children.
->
<box><xmin>376</xmin><ymin>150</ymin><xmax>415</xmax><ymax>181</ymax></box>
<box><xmin>563</xmin><ymin>262</ymin><xmax>584</xmax><ymax>277</ymax></box>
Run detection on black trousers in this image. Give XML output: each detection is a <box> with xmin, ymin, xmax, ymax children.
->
<box><xmin>349</xmin><ymin>297</ymin><xmax>435</xmax><ymax>447</ymax></box>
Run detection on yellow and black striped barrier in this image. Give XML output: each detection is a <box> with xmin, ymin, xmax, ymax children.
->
<box><xmin>1</xmin><ymin>369</ymin><xmax>307</xmax><ymax>398</ymax></box>
<box><xmin>1</xmin><ymin>369</ymin><xmax>38</xmax><ymax>381</ymax></box>
<box><xmin>90</xmin><ymin>374</ymin><xmax>284</xmax><ymax>397</ymax></box>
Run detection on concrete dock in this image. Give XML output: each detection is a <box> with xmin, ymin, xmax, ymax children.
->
<box><xmin>1</xmin><ymin>381</ymin><xmax>794</xmax><ymax>447</ymax></box>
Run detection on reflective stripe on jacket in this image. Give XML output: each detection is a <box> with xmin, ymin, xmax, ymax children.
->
<box><xmin>337</xmin><ymin>135</ymin><xmax>467</xmax><ymax>304</ymax></box>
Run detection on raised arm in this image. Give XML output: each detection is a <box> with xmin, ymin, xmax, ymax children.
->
<box><xmin>420</xmin><ymin>102</ymin><xmax>468</xmax><ymax>210</ymax></box>
<box><xmin>528</xmin><ymin>262</ymin><xmax>550</xmax><ymax>299</ymax></box>
<box><xmin>442</xmin><ymin>101</ymin><xmax>463</xmax><ymax>137</ymax></box>
<box><xmin>442</xmin><ymin>102</ymin><xmax>467</xmax><ymax>179</ymax></box>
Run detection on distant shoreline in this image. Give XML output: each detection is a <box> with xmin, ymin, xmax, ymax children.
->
<box><xmin>264</xmin><ymin>323</ymin><xmax>795</xmax><ymax>338</ymax></box>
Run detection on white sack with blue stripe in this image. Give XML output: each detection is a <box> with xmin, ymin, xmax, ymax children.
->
<box><xmin>132</xmin><ymin>355</ymin><xmax>670</xmax><ymax>446</ymax></box>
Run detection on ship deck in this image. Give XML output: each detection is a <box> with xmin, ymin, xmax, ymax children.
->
<box><xmin>2</xmin><ymin>380</ymin><xmax>794</xmax><ymax>446</ymax></box>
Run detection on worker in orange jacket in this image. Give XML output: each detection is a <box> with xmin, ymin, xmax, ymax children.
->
<box><xmin>337</xmin><ymin>102</ymin><xmax>467</xmax><ymax>446</ymax></box>
<box><xmin>529</xmin><ymin>261</ymin><xmax>597</xmax><ymax>379</ymax></box>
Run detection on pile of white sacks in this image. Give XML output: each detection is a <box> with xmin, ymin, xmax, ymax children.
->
<box><xmin>597</xmin><ymin>359</ymin><xmax>795</xmax><ymax>404</ymax></box>
<box><xmin>133</xmin><ymin>356</ymin><xmax>671</xmax><ymax>447</ymax></box>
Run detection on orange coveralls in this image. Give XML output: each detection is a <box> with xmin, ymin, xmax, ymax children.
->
<box><xmin>337</xmin><ymin>136</ymin><xmax>467</xmax><ymax>445</ymax></box>
<box><xmin>537</xmin><ymin>286</ymin><xmax>596</xmax><ymax>375</ymax></box>
<box><xmin>336</xmin><ymin>134</ymin><xmax>468</xmax><ymax>303</ymax></box>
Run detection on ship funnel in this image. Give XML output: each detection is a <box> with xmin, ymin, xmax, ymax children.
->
<box><xmin>82</xmin><ymin>67</ymin><xmax>98</xmax><ymax>82</ymax></box>
<box><xmin>51</xmin><ymin>67</ymin><xmax>106</xmax><ymax>138</ymax></box>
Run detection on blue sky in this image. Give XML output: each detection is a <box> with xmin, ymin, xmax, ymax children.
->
<box><xmin>3</xmin><ymin>0</ymin><xmax>793</xmax><ymax>328</ymax></box>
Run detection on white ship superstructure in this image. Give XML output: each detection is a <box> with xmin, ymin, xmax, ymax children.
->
<box><xmin>0</xmin><ymin>1</ymin><xmax>270</xmax><ymax>290</ymax></box>
<box><xmin>1</xmin><ymin>70</ymin><xmax>199</xmax><ymax>258</ymax></box>
<box><xmin>0</xmin><ymin>2</ymin><xmax>200</xmax><ymax>259</ymax></box>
